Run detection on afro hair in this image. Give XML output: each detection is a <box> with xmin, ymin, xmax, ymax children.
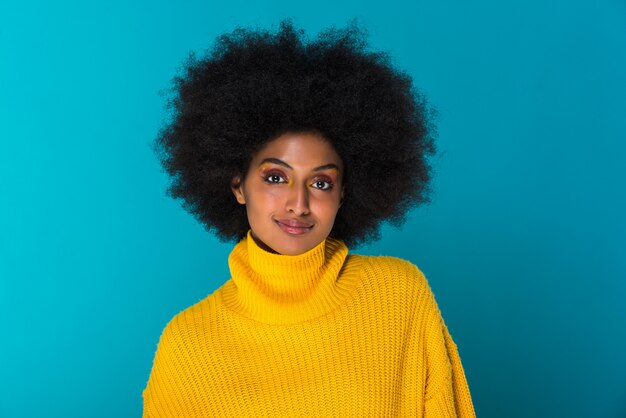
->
<box><xmin>154</xmin><ymin>20</ymin><xmax>436</xmax><ymax>248</ymax></box>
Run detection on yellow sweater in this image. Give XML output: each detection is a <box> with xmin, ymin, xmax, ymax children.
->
<box><xmin>143</xmin><ymin>232</ymin><xmax>475</xmax><ymax>417</ymax></box>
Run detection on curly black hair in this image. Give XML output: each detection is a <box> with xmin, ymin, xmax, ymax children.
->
<box><xmin>154</xmin><ymin>20</ymin><xmax>436</xmax><ymax>248</ymax></box>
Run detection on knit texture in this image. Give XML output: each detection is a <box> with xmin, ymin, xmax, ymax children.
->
<box><xmin>143</xmin><ymin>232</ymin><xmax>475</xmax><ymax>417</ymax></box>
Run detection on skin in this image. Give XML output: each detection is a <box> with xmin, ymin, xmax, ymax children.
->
<box><xmin>231</xmin><ymin>132</ymin><xmax>344</xmax><ymax>256</ymax></box>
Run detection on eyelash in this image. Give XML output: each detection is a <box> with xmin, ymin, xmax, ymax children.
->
<box><xmin>262</xmin><ymin>172</ymin><xmax>334</xmax><ymax>191</ymax></box>
<box><xmin>311</xmin><ymin>179</ymin><xmax>334</xmax><ymax>191</ymax></box>
<box><xmin>264</xmin><ymin>173</ymin><xmax>287</xmax><ymax>184</ymax></box>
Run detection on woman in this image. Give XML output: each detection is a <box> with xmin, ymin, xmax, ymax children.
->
<box><xmin>143</xmin><ymin>20</ymin><xmax>475</xmax><ymax>417</ymax></box>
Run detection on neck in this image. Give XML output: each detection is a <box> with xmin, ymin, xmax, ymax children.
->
<box><xmin>219</xmin><ymin>231</ymin><xmax>357</xmax><ymax>324</ymax></box>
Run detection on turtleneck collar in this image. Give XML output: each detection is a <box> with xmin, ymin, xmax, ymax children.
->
<box><xmin>219</xmin><ymin>230</ymin><xmax>358</xmax><ymax>325</ymax></box>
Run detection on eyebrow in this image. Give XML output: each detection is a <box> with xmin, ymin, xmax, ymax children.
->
<box><xmin>259</xmin><ymin>158</ymin><xmax>340</xmax><ymax>172</ymax></box>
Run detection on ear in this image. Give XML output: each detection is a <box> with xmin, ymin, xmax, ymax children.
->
<box><xmin>231</xmin><ymin>175</ymin><xmax>246</xmax><ymax>205</ymax></box>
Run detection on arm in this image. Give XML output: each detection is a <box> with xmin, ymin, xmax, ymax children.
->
<box><xmin>422</xmin><ymin>292</ymin><xmax>475</xmax><ymax>417</ymax></box>
<box><xmin>142</xmin><ymin>316</ymin><xmax>190</xmax><ymax>418</ymax></box>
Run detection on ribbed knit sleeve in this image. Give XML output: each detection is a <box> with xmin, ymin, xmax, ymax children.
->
<box><xmin>142</xmin><ymin>314</ymin><xmax>189</xmax><ymax>418</ymax></box>
<box><xmin>419</xmin><ymin>276</ymin><xmax>475</xmax><ymax>417</ymax></box>
<box><xmin>143</xmin><ymin>319</ymin><xmax>178</xmax><ymax>418</ymax></box>
<box><xmin>372</xmin><ymin>257</ymin><xmax>474</xmax><ymax>417</ymax></box>
<box><xmin>142</xmin><ymin>300</ymin><xmax>217</xmax><ymax>418</ymax></box>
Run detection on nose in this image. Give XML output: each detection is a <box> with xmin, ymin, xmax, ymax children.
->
<box><xmin>286</xmin><ymin>183</ymin><xmax>310</xmax><ymax>216</ymax></box>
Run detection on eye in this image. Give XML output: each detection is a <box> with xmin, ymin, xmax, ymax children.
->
<box><xmin>311</xmin><ymin>179</ymin><xmax>333</xmax><ymax>190</ymax></box>
<box><xmin>264</xmin><ymin>173</ymin><xmax>287</xmax><ymax>184</ymax></box>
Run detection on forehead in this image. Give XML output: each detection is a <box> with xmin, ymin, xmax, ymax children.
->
<box><xmin>251</xmin><ymin>132</ymin><xmax>343</xmax><ymax>168</ymax></box>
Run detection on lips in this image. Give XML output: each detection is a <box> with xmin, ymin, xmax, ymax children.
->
<box><xmin>275</xmin><ymin>218</ymin><xmax>314</xmax><ymax>235</ymax></box>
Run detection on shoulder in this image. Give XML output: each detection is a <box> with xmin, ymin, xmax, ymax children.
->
<box><xmin>155</xmin><ymin>291</ymin><xmax>220</xmax><ymax>352</ymax></box>
<box><xmin>346</xmin><ymin>254</ymin><xmax>434</xmax><ymax>310</ymax></box>
<box><xmin>144</xmin><ymin>292</ymin><xmax>223</xmax><ymax>413</ymax></box>
<box><xmin>351</xmin><ymin>254</ymin><xmax>428</xmax><ymax>289</ymax></box>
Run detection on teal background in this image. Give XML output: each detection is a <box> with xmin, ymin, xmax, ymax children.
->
<box><xmin>1</xmin><ymin>0</ymin><xmax>625</xmax><ymax>416</ymax></box>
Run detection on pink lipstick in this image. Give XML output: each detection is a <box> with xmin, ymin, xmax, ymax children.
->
<box><xmin>275</xmin><ymin>219</ymin><xmax>313</xmax><ymax>235</ymax></box>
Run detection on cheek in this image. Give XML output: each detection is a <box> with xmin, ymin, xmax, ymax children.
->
<box><xmin>245</xmin><ymin>187</ymin><xmax>284</xmax><ymax>212</ymax></box>
<box><xmin>311</xmin><ymin>195</ymin><xmax>341</xmax><ymax>218</ymax></box>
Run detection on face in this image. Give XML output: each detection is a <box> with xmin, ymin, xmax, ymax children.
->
<box><xmin>231</xmin><ymin>132</ymin><xmax>344</xmax><ymax>255</ymax></box>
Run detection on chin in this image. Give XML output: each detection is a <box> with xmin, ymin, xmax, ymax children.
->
<box><xmin>251</xmin><ymin>228</ymin><xmax>328</xmax><ymax>256</ymax></box>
